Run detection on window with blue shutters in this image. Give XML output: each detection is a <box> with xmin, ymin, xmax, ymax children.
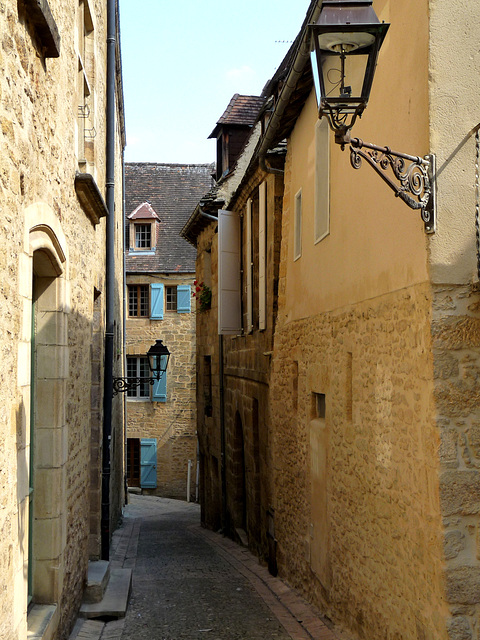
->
<box><xmin>152</xmin><ymin>355</ymin><xmax>167</xmax><ymax>402</ymax></box>
<box><xmin>177</xmin><ymin>285</ymin><xmax>191</xmax><ymax>313</ymax></box>
<box><xmin>150</xmin><ymin>283</ymin><xmax>164</xmax><ymax>319</ymax></box>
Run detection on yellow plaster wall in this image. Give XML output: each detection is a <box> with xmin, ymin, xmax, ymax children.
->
<box><xmin>283</xmin><ymin>0</ymin><xmax>431</xmax><ymax>324</ymax></box>
<box><xmin>428</xmin><ymin>0</ymin><xmax>480</xmax><ymax>284</ymax></box>
<box><xmin>272</xmin><ymin>1</ymin><xmax>452</xmax><ymax>638</ymax></box>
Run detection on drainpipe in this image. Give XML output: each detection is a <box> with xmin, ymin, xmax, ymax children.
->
<box><xmin>101</xmin><ymin>0</ymin><xmax>116</xmax><ymax>561</ymax></box>
<box><xmin>257</xmin><ymin>2</ymin><xmax>322</xmax><ymax>174</ymax></box>
<box><xmin>122</xmin><ymin>148</ymin><xmax>128</xmax><ymax>506</ymax></box>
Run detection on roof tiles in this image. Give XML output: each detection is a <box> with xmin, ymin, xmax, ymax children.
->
<box><xmin>209</xmin><ymin>94</ymin><xmax>265</xmax><ymax>138</ymax></box>
<box><xmin>125</xmin><ymin>163</ymin><xmax>214</xmax><ymax>274</ymax></box>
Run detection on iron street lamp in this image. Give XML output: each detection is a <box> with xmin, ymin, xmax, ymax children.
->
<box><xmin>113</xmin><ymin>339</ymin><xmax>170</xmax><ymax>395</ymax></box>
<box><xmin>309</xmin><ymin>0</ymin><xmax>436</xmax><ymax>233</ymax></box>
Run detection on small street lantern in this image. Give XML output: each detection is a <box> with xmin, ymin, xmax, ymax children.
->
<box><xmin>310</xmin><ymin>0</ymin><xmax>389</xmax><ymax>137</ymax></box>
<box><xmin>146</xmin><ymin>339</ymin><xmax>170</xmax><ymax>379</ymax></box>
<box><xmin>113</xmin><ymin>339</ymin><xmax>171</xmax><ymax>395</ymax></box>
<box><xmin>308</xmin><ymin>0</ymin><xmax>436</xmax><ymax>233</ymax></box>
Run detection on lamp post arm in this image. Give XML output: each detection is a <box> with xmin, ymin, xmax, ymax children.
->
<box><xmin>337</xmin><ymin>131</ymin><xmax>436</xmax><ymax>233</ymax></box>
<box><xmin>113</xmin><ymin>372</ymin><xmax>165</xmax><ymax>396</ymax></box>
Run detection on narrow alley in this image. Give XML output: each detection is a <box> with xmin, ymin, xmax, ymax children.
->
<box><xmin>72</xmin><ymin>495</ymin><xmax>344</xmax><ymax>640</ymax></box>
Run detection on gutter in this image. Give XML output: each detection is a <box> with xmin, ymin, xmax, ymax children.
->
<box><xmin>257</xmin><ymin>1</ymin><xmax>322</xmax><ymax>174</ymax></box>
<box><xmin>101</xmin><ymin>0</ymin><xmax>117</xmax><ymax>561</ymax></box>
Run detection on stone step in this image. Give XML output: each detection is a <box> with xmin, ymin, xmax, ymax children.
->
<box><xmin>84</xmin><ymin>560</ymin><xmax>110</xmax><ymax>604</ymax></box>
<box><xmin>79</xmin><ymin>567</ymin><xmax>132</xmax><ymax>620</ymax></box>
<box><xmin>235</xmin><ymin>527</ymin><xmax>249</xmax><ymax>547</ymax></box>
<box><xmin>68</xmin><ymin>618</ymin><xmax>105</xmax><ymax>640</ymax></box>
<box><xmin>27</xmin><ymin>604</ymin><xmax>56</xmax><ymax>640</ymax></box>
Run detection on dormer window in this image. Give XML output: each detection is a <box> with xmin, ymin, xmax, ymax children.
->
<box><xmin>127</xmin><ymin>202</ymin><xmax>160</xmax><ymax>254</ymax></box>
<box><xmin>208</xmin><ymin>94</ymin><xmax>265</xmax><ymax>181</ymax></box>
<box><xmin>135</xmin><ymin>223</ymin><xmax>151</xmax><ymax>249</ymax></box>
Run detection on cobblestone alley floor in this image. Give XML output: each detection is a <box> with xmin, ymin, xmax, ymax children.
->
<box><xmin>100</xmin><ymin>494</ymin><xmax>347</xmax><ymax>640</ymax></box>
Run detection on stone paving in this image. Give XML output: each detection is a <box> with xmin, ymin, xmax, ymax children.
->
<box><xmin>86</xmin><ymin>494</ymin><xmax>348</xmax><ymax>640</ymax></box>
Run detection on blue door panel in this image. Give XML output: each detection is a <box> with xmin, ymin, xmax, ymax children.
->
<box><xmin>140</xmin><ymin>438</ymin><xmax>157</xmax><ymax>488</ymax></box>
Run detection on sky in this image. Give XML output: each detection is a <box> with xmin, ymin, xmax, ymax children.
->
<box><xmin>118</xmin><ymin>0</ymin><xmax>310</xmax><ymax>165</ymax></box>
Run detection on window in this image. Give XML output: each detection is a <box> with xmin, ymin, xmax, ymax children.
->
<box><xmin>218</xmin><ymin>209</ymin><xmax>241</xmax><ymax>335</ymax></box>
<box><xmin>21</xmin><ymin>0</ymin><xmax>60</xmax><ymax>58</ymax></box>
<box><xmin>203</xmin><ymin>356</ymin><xmax>213</xmax><ymax>417</ymax></box>
<box><xmin>166</xmin><ymin>286</ymin><xmax>177</xmax><ymax>311</ymax></box>
<box><xmin>128</xmin><ymin>285</ymin><xmax>149</xmax><ymax>317</ymax></box>
<box><xmin>314</xmin><ymin>118</ymin><xmax>330</xmax><ymax>243</ymax></box>
<box><xmin>135</xmin><ymin>224</ymin><xmax>152</xmax><ymax>249</ymax></box>
<box><xmin>294</xmin><ymin>189</ymin><xmax>302</xmax><ymax>261</ymax></box>
<box><xmin>127</xmin><ymin>357</ymin><xmax>150</xmax><ymax>399</ymax></box>
<box><xmin>258</xmin><ymin>182</ymin><xmax>267</xmax><ymax>331</ymax></box>
<box><xmin>246</xmin><ymin>199</ymin><xmax>253</xmax><ymax>334</ymax></box>
<box><xmin>76</xmin><ymin>0</ymin><xmax>94</xmax><ymax>169</ymax></box>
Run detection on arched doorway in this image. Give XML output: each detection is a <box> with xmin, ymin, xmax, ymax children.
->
<box><xmin>27</xmin><ymin>226</ymin><xmax>67</xmax><ymax>606</ymax></box>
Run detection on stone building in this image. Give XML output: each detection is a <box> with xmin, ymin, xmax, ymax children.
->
<box><xmin>0</xmin><ymin>1</ymin><xmax>126</xmax><ymax>639</ymax></box>
<box><xmin>181</xmin><ymin>93</ymin><xmax>282</xmax><ymax>561</ymax></box>
<box><xmin>125</xmin><ymin>163</ymin><xmax>212</xmax><ymax>499</ymax></box>
<box><xmin>185</xmin><ymin>1</ymin><xmax>480</xmax><ymax>639</ymax></box>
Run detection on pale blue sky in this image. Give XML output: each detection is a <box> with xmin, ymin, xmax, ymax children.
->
<box><xmin>119</xmin><ymin>0</ymin><xmax>309</xmax><ymax>164</ymax></box>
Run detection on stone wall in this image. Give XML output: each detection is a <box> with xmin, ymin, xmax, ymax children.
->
<box><xmin>195</xmin><ymin>167</ymin><xmax>284</xmax><ymax>565</ymax></box>
<box><xmin>194</xmin><ymin>225</ymin><xmax>222</xmax><ymax>528</ymax></box>
<box><xmin>0</xmin><ymin>1</ymin><xmax>125</xmax><ymax>638</ymax></box>
<box><xmin>126</xmin><ymin>273</ymin><xmax>197</xmax><ymax>499</ymax></box>
<box><xmin>433</xmin><ymin>284</ymin><xmax>480</xmax><ymax>639</ymax></box>
<box><xmin>270</xmin><ymin>282</ymin><xmax>449</xmax><ymax>640</ymax></box>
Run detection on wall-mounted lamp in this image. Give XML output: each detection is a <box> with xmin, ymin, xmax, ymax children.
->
<box><xmin>309</xmin><ymin>0</ymin><xmax>435</xmax><ymax>233</ymax></box>
<box><xmin>113</xmin><ymin>339</ymin><xmax>170</xmax><ymax>395</ymax></box>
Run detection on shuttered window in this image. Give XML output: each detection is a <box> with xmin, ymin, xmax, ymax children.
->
<box><xmin>128</xmin><ymin>285</ymin><xmax>149</xmax><ymax>317</ymax></box>
<box><xmin>258</xmin><ymin>182</ymin><xmax>267</xmax><ymax>331</ymax></box>
<box><xmin>314</xmin><ymin>118</ymin><xmax>330</xmax><ymax>244</ymax></box>
<box><xmin>246</xmin><ymin>199</ymin><xmax>253</xmax><ymax>334</ymax></box>
<box><xmin>126</xmin><ymin>356</ymin><xmax>150</xmax><ymax>399</ymax></box>
<box><xmin>166</xmin><ymin>286</ymin><xmax>177</xmax><ymax>311</ymax></box>
<box><xmin>294</xmin><ymin>189</ymin><xmax>302</xmax><ymax>261</ymax></box>
<box><xmin>218</xmin><ymin>209</ymin><xmax>241</xmax><ymax>335</ymax></box>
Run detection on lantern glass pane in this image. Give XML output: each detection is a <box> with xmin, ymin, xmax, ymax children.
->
<box><xmin>321</xmin><ymin>51</ymin><xmax>369</xmax><ymax>108</ymax></box>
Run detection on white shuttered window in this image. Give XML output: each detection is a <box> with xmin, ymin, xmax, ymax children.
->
<box><xmin>294</xmin><ymin>189</ymin><xmax>302</xmax><ymax>261</ymax></box>
<box><xmin>246</xmin><ymin>199</ymin><xmax>253</xmax><ymax>334</ymax></box>
<box><xmin>218</xmin><ymin>209</ymin><xmax>242</xmax><ymax>335</ymax></box>
<box><xmin>258</xmin><ymin>182</ymin><xmax>267</xmax><ymax>331</ymax></box>
<box><xmin>314</xmin><ymin>118</ymin><xmax>330</xmax><ymax>243</ymax></box>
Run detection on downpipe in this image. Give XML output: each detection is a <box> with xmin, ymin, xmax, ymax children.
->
<box><xmin>101</xmin><ymin>0</ymin><xmax>117</xmax><ymax>561</ymax></box>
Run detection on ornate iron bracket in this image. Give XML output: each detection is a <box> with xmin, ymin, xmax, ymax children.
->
<box><xmin>113</xmin><ymin>373</ymin><xmax>163</xmax><ymax>396</ymax></box>
<box><xmin>336</xmin><ymin>130</ymin><xmax>436</xmax><ymax>233</ymax></box>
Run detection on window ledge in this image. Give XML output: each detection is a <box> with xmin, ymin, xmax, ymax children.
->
<box><xmin>27</xmin><ymin>604</ymin><xmax>57</xmax><ymax>640</ymax></box>
<box><xmin>22</xmin><ymin>0</ymin><xmax>60</xmax><ymax>58</ymax></box>
<box><xmin>128</xmin><ymin>249</ymin><xmax>156</xmax><ymax>256</ymax></box>
<box><xmin>75</xmin><ymin>172</ymin><xmax>108</xmax><ymax>225</ymax></box>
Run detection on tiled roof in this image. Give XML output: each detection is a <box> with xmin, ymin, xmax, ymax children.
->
<box><xmin>208</xmin><ymin>94</ymin><xmax>265</xmax><ymax>138</ymax></box>
<box><xmin>128</xmin><ymin>201</ymin><xmax>160</xmax><ymax>220</ymax></box>
<box><xmin>125</xmin><ymin>163</ymin><xmax>214</xmax><ymax>273</ymax></box>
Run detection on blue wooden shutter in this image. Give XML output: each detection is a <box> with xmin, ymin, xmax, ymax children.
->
<box><xmin>140</xmin><ymin>438</ymin><xmax>157</xmax><ymax>488</ymax></box>
<box><xmin>152</xmin><ymin>356</ymin><xmax>167</xmax><ymax>402</ymax></box>
<box><xmin>177</xmin><ymin>285</ymin><xmax>191</xmax><ymax>313</ymax></box>
<box><xmin>150</xmin><ymin>283</ymin><xmax>164</xmax><ymax>319</ymax></box>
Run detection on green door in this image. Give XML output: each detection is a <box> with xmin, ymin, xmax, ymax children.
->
<box><xmin>28</xmin><ymin>285</ymin><xmax>36</xmax><ymax>605</ymax></box>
